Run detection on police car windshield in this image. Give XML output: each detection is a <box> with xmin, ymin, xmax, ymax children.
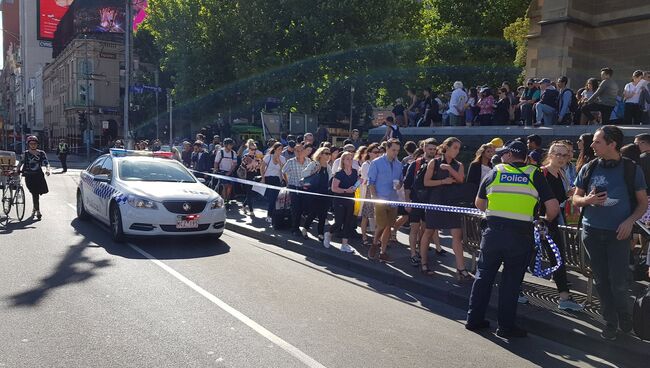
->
<box><xmin>118</xmin><ymin>160</ymin><xmax>196</xmax><ymax>183</ymax></box>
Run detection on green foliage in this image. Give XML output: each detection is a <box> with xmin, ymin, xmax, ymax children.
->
<box><xmin>138</xmin><ymin>0</ymin><xmax>530</xmax><ymax>128</ymax></box>
<box><xmin>503</xmin><ymin>16</ymin><xmax>530</xmax><ymax>68</ymax></box>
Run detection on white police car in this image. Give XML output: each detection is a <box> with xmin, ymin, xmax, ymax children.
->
<box><xmin>76</xmin><ymin>149</ymin><xmax>226</xmax><ymax>242</ymax></box>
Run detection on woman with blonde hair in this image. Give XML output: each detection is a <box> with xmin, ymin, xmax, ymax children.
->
<box><xmin>300</xmin><ymin>147</ymin><xmax>333</xmax><ymax>242</ymax></box>
<box><xmin>324</xmin><ymin>151</ymin><xmax>359</xmax><ymax>252</ymax></box>
<box><xmin>539</xmin><ymin>142</ymin><xmax>584</xmax><ymax>311</ymax></box>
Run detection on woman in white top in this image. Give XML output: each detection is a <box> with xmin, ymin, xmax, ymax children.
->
<box><xmin>623</xmin><ymin>70</ymin><xmax>647</xmax><ymax>125</ymax></box>
<box><xmin>260</xmin><ymin>142</ymin><xmax>286</xmax><ymax>223</ymax></box>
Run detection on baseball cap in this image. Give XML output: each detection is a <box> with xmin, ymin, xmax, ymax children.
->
<box><xmin>288</xmin><ymin>140</ymin><xmax>296</xmax><ymax>148</ymax></box>
<box><xmin>489</xmin><ymin>137</ymin><xmax>504</xmax><ymax>148</ymax></box>
<box><xmin>539</xmin><ymin>78</ymin><xmax>551</xmax><ymax>84</ymax></box>
<box><xmin>528</xmin><ymin>150</ymin><xmax>542</xmax><ymax>163</ymax></box>
<box><xmin>223</xmin><ymin>138</ymin><xmax>234</xmax><ymax>145</ymax></box>
<box><xmin>496</xmin><ymin>140</ymin><xmax>527</xmax><ymax>157</ymax></box>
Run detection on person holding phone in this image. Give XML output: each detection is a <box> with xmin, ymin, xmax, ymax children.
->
<box><xmin>573</xmin><ymin>125</ymin><xmax>648</xmax><ymax>341</ymax></box>
<box><xmin>324</xmin><ymin>152</ymin><xmax>359</xmax><ymax>253</ymax></box>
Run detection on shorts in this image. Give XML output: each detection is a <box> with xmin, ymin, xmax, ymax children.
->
<box><xmin>375</xmin><ymin>203</ymin><xmax>398</xmax><ymax>229</ymax></box>
<box><xmin>408</xmin><ymin>207</ymin><xmax>426</xmax><ymax>224</ymax></box>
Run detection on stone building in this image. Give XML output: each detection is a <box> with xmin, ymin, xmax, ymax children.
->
<box><xmin>42</xmin><ymin>37</ymin><xmax>124</xmax><ymax>149</ymax></box>
<box><xmin>526</xmin><ymin>0</ymin><xmax>650</xmax><ymax>88</ymax></box>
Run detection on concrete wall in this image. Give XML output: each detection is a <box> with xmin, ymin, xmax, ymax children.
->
<box><xmin>526</xmin><ymin>0</ymin><xmax>650</xmax><ymax>90</ymax></box>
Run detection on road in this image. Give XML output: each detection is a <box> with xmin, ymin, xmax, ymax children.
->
<box><xmin>0</xmin><ymin>170</ymin><xmax>625</xmax><ymax>367</ymax></box>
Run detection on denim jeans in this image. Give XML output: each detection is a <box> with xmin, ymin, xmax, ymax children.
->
<box><xmin>535</xmin><ymin>103</ymin><xmax>557</xmax><ymax>125</ymax></box>
<box><xmin>581</xmin><ymin>226</ymin><xmax>631</xmax><ymax>327</ymax></box>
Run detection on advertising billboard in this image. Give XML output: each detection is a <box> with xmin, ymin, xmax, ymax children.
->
<box><xmin>75</xmin><ymin>6</ymin><xmax>126</xmax><ymax>34</ymax></box>
<box><xmin>38</xmin><ymin>0</ymin><xmax>72</xmax><ymax>41</ymax></box>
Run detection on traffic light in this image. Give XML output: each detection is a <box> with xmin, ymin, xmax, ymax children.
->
<box><xmin>78</xmin><ymin>112</ymin><xmax>87</xmax><ymax>131</ymax></box>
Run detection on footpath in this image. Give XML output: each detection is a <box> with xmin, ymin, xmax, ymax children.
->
<box><xmin>224</xmin><ymin>205</ymin><xmax>649</xmax><ymax>366</ymax></box>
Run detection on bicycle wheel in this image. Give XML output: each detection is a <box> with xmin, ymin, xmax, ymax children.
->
<box><xmin>2</xmin><ymin>186</ymin><xmax>12</xmax><ymax>215</ymax></box>
<box><xmin>14</xmin><ymin>186</ymin><xmax>25</xmax><ymax>221</ymax></box>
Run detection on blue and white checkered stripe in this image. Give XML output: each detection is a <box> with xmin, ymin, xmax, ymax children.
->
<box><xmin>81</xmin><ymin>173</ymin><xmax>128</xmax><ymax>205</ymax></box>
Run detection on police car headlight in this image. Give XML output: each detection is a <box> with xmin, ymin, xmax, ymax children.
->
<box><xmin>127</xmin><ymin>195</ymin><xmax>158</xmax><ymax>209</ymax></box>
<box><xmin>210</xmin><ymin>197</ymin><xmax>224</xmax><ymax>209</ymax></box>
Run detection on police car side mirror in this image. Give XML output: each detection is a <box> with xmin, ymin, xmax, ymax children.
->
<box><xmin>197</xmin><ymin>177</ymin><xmax>206</xmax><ymax>184</ymax></box>
<box><xmin>94</xmin><ymin>174</ymin><xmax>111</xmax><ymax>183</ymax></box>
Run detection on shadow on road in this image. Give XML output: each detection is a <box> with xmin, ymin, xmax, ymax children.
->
<box><xmin>0</xmin><ymin>216</ymin><xmax>39</xmax><ymax>235</ymax></box>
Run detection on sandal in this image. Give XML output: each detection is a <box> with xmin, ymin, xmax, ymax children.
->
<box><xmin>456</xmin><ymin>269</ymin><xmax>474</xmax><ymax>282</ymax></box>
<box><xmin>362</xmin><ymin>238</ymin><xmax>371</xmax><ymax>247</ymax></box>
<box><xmin>435</xmin><ymin>249</ymin><xmax>448</xmax><ymax>256</ymax></box>
<box><xmin>420</xmin><ymin>265</ymin><xmax>435</xmax><ymax>276</ymax></box>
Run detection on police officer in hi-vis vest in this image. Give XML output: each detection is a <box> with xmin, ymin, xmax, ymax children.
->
<box><xmin>56</xmin><ymin>139</ymin><xmax>70</xmax><ymax>173</ymax></box>
<box><xmin>466</xmin><ymin>140</ymin><xmax>560</xmax><ymax>338</ymax></box>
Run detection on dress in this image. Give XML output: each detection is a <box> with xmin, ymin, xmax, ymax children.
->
<box><xmin>360</xmin><ymin>161</ymin><xmax>374</xmax><ymax>218</ymax></box>
<box><xmin>425</xmin><ymin>157</ymin><xmax>462</xmax><ymax>229</ymax></box>
<box><xmin>21</xmin><ymin>150</ymin><xmax>49</xmax><ymax>195</ymax></box>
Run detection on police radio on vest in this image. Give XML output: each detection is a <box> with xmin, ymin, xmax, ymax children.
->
<box><xmin>500</xmin><ymin>173</ymin><xmax>530</xmax><ymax>184</ymax></box>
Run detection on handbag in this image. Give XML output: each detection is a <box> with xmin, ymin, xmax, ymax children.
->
<box><xmin>299</xmin><ymin>165</ymin><xmax>323</xmax><ymax>191</ymax></box>
<box><xmin>236</xmin><ymin>165</ymin><xmax>247</xmax><ymax>179</ymax></box>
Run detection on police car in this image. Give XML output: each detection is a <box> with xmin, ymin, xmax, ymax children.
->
<box><xmin>76</xmin><ymin>149</ymin><xmax>226</xmax><ymax>242</ymax></box>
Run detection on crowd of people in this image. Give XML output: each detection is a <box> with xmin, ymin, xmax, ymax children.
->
<box><xmin>384</xmin><ymin>68</ymin><xmax>650</xmax><ymax>129</ymax></box>
<box><xmin>158</xmin><ymin>120</ymin><xmax>650</xmax><ymax>339</ymax></box>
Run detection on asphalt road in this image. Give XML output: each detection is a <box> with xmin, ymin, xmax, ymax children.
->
<box><xmin>0</xmin><ymin>170</ymin><xmax>626</xmax><ymax>367</ymax></box>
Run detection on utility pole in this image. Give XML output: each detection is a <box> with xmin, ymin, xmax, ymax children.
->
<box><xmin>167</xmin><ymin>92</ymin><xmax>173</xmax><ymax>146</ymax></box>
<box><xmin>155</xmin><ymin>70</ymin><xmax>159</xmax><ymax>140</ymax></box>
<box><xmin>123</xmin><ymin>0</ymin><xmax>133</xmax><ymax>148</ymax></box>
<box><xmin>85</xmin><ymin>34</ymin><xmax>90</xmax><ymax>161</ymax></box>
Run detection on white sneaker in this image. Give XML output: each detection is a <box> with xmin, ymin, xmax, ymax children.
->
<box><xmin>323</xmin><ymin>232</ymin><xmax>331</xmax><ymax>248</ymax></box>
<box><xmin>301</xmin><ymin>227</ymin><xmax>308</xmax><ymax>238</ymax></box>
<box><xmin>340</xmin><ymin>244</ymin><xmax>354</xmax><ymax>253</ymax></box>
<box><xmin>266</xmin><ymin>217</ymin><xmax>273</xmax><ymax>224</ymax></box>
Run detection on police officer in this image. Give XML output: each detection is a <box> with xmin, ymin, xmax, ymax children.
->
<box><xmin>56</xmin><ymin>139</ymin><xmax>69</xmax><ymax>173</ymax></box>
<box><xmin>466</xmin><ymin>140</ymin><xmax>559</xmax><ymax>338</ymax></box>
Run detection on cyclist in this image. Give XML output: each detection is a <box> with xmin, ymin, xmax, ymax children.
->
<box><xmin>17</xmin><ymin>136</ymin><xmax>50</xmax><ymax>220</ymax></box>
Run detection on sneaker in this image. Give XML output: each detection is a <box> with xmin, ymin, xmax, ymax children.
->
<box><xmin>36</xmin><ymin>211</ymin><xmax>42</xmax><ymax>220</ymax></box>
<box><xmin>379</xmin><ymin>252</ymin><xmax>394</xmax><ymax>264</ymax></box>
<box><xmin>496</xmin><ymin>326</ymin><xmax>527</xmax><ymax>338</ymax></box>
<box><xmin>517</xmin><ymin>293</ymin><xmax>529</xmax><ymax>304</ymax></box>
<box><xmin>266</xmin><ymin>217</ymin><xmax>272</xmax><ymax>224</ymax></box>
<box><xmin>340</xmin><ymin>244</ymin><xmax>354</xmax><ymax>253</ymax></box>
<box><xmin>301</xmin><ymin>227</ymin><xmax>308</xmax><ymax>239</ymax></box>
<box><xmin>466</xmin><ymin>320</ymin><xmax>490</xmax><ymax>331</ymax></box>
<box><xmin>600</xmin><ymin>325</ymin><xmax>617</xmax><ymax>341</ymax></box>
<box><xmin>558</xmin><ymin>298</ymin><xmax>584</xmax><ymax>312</ymax></box>
<box><xmin>323</xmin><ymin>232</ymin><xmax>331</xmax><ymax>248</ymax></box>
<box><xmin>368</xmin><ymin>243</ymin><xmax>379</xmax><ymax>260</ymax></box>
<box><xmin>410</xmin><ymin>256</ymin><xmax>421</xmax><ymax>267</ymax></box>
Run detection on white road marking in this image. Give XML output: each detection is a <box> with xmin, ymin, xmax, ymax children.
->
<box><xmin>127</xmin><ymin>242</ymin><xmax>327</xmax><ymax>368</ymax></box>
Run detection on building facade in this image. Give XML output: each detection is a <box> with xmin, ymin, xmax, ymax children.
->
<box><xmin>43</xmin><ymin>37</ymin><xmax>124</xmax><ymax>150</ymax></box>
<box><xmin>526</xmin><ymin>0</ymin><xmax>650</xmax><ymax>88</ymax></box>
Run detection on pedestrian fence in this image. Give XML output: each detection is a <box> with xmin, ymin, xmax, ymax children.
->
<box><xmin>460</xmin><ymin>214</ymin><xmax>595</xmax><ymax>303</ymax></box>
<box><xmin>198</xmin><ymin>170</ymin><xmax>609</xmax><ymax>301</ymax></box>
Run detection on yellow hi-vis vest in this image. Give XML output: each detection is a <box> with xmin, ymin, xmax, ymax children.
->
<box><xmin>485</xmin><ymin>164</ymin><xmax>539</xmax><ymax>222</ymax></box>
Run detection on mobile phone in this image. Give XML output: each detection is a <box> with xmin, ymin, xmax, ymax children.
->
<box><xmin>353</xmin><ymin>180</ymin><xmax>361</xmax><ymax>189</ymax></box>
<box><xmin>594</xmin><ymin>185</ymin><xmax>607</xmax><ymax>194</ymax></box>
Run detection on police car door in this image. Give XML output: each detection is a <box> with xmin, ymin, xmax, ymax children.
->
<box><xmin>96</xmin><ymin>158</ymin><xmax>114</xmax><ymax>223</ymax></box>
<box><xmin>81</xmin><ymin>157</ymin><xmax>106</xmax><ymax>217</ymax></box>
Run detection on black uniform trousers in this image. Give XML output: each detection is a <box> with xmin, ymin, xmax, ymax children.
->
<box><xmin>467</xmin><ymin>218</ymin><xmax>534</xmax><ymax>330</ymax></box>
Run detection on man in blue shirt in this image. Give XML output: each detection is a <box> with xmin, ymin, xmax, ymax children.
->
<box><xmin>368</xmin><ymin>138</ymin><xmax>403</xmax><ymax>263</ymax></box>
<box><xmin>557</xmin><ymin>76</ymin><xmax>575</xmax><ymax>124</ymax></box>
<box><xmin>573</xmin><ymin>125</ymin><xmax>648</xmax><ymax>341</ymax></box>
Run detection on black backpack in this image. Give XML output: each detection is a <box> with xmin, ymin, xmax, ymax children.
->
<box><xmin>561</xmin><ymin>88</ymin><xmax>579</xmax><ymax>114</ymax></box>
<box><xmin>576</xmin><ymin>157</ymin><xmax>638</xmax><ymax>228</ymax></box>
<box><xmin>412</xmin><ymin>157</ymin><xmax>440</xmax><ymax>201</ymax></box>
<box><xmin>634</xmin><ymin>286</ymin><xmax>650</xmax><ymax>341</ymax></box>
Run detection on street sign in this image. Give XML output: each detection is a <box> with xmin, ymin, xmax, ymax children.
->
<box><xmin>102</xmin><ymin>120</ymin><xmax>109</xmax><ymax>129</ymax></box>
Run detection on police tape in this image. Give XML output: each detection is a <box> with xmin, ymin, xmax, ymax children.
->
<box><xmin>198</xmin><ymin>170</ymin><xmax>564</xmax><ymax>277</ymax></box>
<box><xmin>533</xmin><ymin>228</ymin><xmax>563</xmax><ymax>278</ymax></box>
<box><xmin>194</xmin><ymin>171</ymin><xmax>484</xmax><ymax>215</ymax></box>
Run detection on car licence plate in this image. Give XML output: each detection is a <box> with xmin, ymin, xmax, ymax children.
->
<box><xmin>176</xmin><ymin>215</ymin><xmax>199</xmax><ymax>229</ymax></box>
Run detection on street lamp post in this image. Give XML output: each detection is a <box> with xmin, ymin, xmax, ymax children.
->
<box><xmin>123</xmin><ymin>0</ymin><xmax>133</xmax><ymax>148</ymax></box>
<box><xmin>349</xmin><ymin>85</ymin><xmax>355</xmax><ymax>134</ymax></box>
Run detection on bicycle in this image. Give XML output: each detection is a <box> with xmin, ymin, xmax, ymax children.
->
<box><xmin>1</xmin><ymin>168</ymin><xmax>26</xmax><ymax>221</ymax></box>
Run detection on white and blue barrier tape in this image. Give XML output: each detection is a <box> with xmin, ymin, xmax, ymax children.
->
<box><xmin>198</xmin><ymin>170</ymin><xmax>563</xmax><ymax>277</ymax></box>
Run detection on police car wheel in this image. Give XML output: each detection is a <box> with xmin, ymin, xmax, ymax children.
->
<box><xmin>110</xmin><ymin>203</ymin><xmax>125</xmax><ymax>243</ymax></box>
<box><xmin>76</xmin><ymin>190</ymin><xmax>89</xmax><ymax>221</ymax></box>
